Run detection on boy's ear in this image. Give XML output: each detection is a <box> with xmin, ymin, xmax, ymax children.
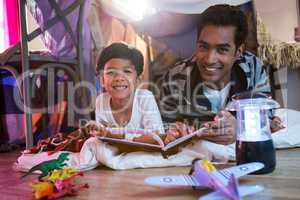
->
<box><xmin>136</xmin><ymin>75</ymin><xmax>142</xmax><ymax>85</ymax></box>
<box><xmin>100</xmin><ymin>76</ymin><xmax>105</xmax><ymax>89</ymax></box>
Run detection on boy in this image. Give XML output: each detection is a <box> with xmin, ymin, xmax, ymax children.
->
<box><xmin>88</xmin><ymin>42</ymin><xmax>165</xmax><ymax>144</ymax></box>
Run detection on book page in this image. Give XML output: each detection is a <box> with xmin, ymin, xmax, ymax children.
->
<box><xmin>97</xmin><ymin>127</ymin><xmax>207</xmax><ymax>153</ymax></box>
<box><xmin>98</xmin><ymin>137</ymin><xmax>163</xmax><ymax>149</ymax></box>
<box><xmin>98</xmin><ymin>128</ymin><xmax>165</xmax><ymax>148</ymax></box>
<box><xmin>162</xmin><ymin>127</ymin><xmax>206</xmax><ymax>151</ymax></box>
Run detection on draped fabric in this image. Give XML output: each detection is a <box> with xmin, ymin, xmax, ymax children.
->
<box><xmin>26</xmin><ymin>0</ymin><xmax>95</xmax><ymax>90</ymax></box>
<box><xmin>27</xmin><ymin>0</ymin><xmax>91</xmax><ymax>62</ymax></box>
<box><xmin>100</xmin><ymin>0</ymin><xmax>251</xmax><ymax>20</ymax></box>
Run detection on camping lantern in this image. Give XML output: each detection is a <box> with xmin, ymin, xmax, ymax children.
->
<box><xmin>226</xmin><ymin>92</ymin><xmax>280</xmax><ymax>174</ymax></box>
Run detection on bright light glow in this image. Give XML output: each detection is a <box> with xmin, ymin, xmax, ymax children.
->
<box><xmin>114</xmin><ymin>0</ymin><xmax>156</xmax><ymax>21</ymax></box>
<box><xmin>244</xmin><ymin>107</ymin><xmax>261</xmax><ymax>139</ymax></box>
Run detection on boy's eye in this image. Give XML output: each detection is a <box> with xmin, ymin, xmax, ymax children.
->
<box><xmin>124</xmin><ymin>69</ymin><xmax>133</xmax><ymax>74</ymax></box>
<box><xmin>105</xmin><ymin>70</ymin><xmax>116</xmax><ymax>75</ymax></box>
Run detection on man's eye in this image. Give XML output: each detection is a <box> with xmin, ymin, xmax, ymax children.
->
<box><xmin>197</xmin><ymin>44</ymin><xmax>208</xmax><ymax>51</ymax></box>
<box><xmin>217</xmin><ymin>48</ymin><xmax>229</xmax><ymax>54</ymax></box>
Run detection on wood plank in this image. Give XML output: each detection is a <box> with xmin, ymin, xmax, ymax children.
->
<box><xmin>0</xmin><ymin>148</ymin><xmax>299</xmax><ymax>199</ymax></box>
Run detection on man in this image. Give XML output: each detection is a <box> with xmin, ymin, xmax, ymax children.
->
<box><xmin>160</xmin><ymin>4</ymin><xmax>271</xmax><ymax>144</ymax></box>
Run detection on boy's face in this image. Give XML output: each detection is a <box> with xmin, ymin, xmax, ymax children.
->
<box><xmin>101</xmin><ymin>58</ymin><xmax>138</xmax><ymax>101</ymax></box>
<box><xmin>195</xmin><ymin>25</ymin><xmax>242</xmax><ymax>89</ymax></box>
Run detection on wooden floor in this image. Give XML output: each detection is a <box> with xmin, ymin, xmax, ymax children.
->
<box><xmin>0</xmin><ymin>148</ymin><xmax>300</xmax><ymax>200</ymax></box>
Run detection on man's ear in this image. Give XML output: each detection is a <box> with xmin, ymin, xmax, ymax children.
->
<box><xmin>235</xmin><ymin>44</ymin><xmax>244</xmax><ymax>58</ymax></box>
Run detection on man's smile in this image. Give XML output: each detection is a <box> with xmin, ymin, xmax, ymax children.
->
<box><xmin>202</xmin><ymin>65</ymin><xmax>222</xmax><ymax>72</ymax></box>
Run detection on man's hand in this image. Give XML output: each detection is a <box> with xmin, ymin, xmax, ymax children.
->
<box><xmin>200</xmin><ymin>110</ymin><xmax>236</xmax><ymax>145</ymax></box>
<box><xmin>270</xmin><ymin>116</ymin><xmax>285</xmax><ymax>133</ymax></box>
<box><xmin>164</xmin><ymin>122</ymin><xmax>195</xmax><ymax>144</ymax></box>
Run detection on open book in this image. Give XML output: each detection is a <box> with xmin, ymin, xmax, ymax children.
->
<box><xmin>97</xmin><ymin>127</ymin><xmax>206</xmax><ymax>158</ymax></box>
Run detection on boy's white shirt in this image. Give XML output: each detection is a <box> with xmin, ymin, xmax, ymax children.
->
<box><xmin>95</xmin><ymin>89</ymin><xmax>165</xmax><ymax>137</ymax></box>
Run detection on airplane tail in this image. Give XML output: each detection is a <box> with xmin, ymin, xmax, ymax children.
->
<box><xmin>193</xmin><ymin>160</ymin><xmax>213</xmax><ymax>188</ymax></box>
<box><xmin>225</xmin><ymin>174</ymin><xmax>240</xmax><ymax>200</ymax></box>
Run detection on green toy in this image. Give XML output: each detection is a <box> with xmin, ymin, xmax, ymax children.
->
<box><xmin>21</xmin><ymin>153</ymin><xmax>70</xmax><ymax>181</ymax></box>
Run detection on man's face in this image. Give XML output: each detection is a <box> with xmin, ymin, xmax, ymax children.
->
<box><xmin>101</xmin><ymin>58</ymin><xmax>138</xmax><ymax>101</ymax></box>
<box><xmin>196</xmin><ymin>25</ymin><xmax>242</xmax><ymax>89</ymax></box>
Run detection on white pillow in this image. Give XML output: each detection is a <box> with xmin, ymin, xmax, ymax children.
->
<box><xmin>272</xmin><ymin>108</ymin><xmax>300</xmax><ymax>148</ymax></box>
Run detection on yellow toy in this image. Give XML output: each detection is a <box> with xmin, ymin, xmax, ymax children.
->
<box><xmin>199</xmin><ymin>159</ymin><xmax>216</xmax><ymax>172</ymax></box>
<box><xmin>45</xmin><ymin>168</ymin><xmax>80</xmax><ymax>182</ymax></box>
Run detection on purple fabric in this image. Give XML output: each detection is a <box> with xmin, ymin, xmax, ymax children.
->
<box><xmin>28</xmin><ymin>0</ymin><xmax>91</xmax><ymax>63</ymax></box>
<box><xmin>27</xmin><ymin>0</ymin><xmax>95</xmax><ymax>125</ymax></box>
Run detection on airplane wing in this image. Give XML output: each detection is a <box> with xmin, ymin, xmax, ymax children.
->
<box><xmin>144</xmin><ymin>175</ymin><xmax>203</xmax><ymax>187</ymax></box>
<box><xmin>145</xmin><ymin>159</ymin><xmax>215</xmax><ymax>188</ymax></box>
<box><xmin>145</xmin><ymin>162</ymin><xmax>264</xmax><ymax>188</ymax></box>
<box><xmin>212</xmin><ymin>162</ymin><xmax>264</xmax><ymax>184</ymax></box>
<box><xmin>198</xmin><ymin>185</ymin><xmax>264</xmax><ymax>200</ymax></box>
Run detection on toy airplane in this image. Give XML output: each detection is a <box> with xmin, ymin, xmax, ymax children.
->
<box><xmin>145</xmin><ymin>160</ymin><xmax>265</xmax><ymax>200</ymax></box>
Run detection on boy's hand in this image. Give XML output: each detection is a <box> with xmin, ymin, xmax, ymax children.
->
<box><xmin>84</xmin><ymin>121</ymin><xmax>108</xmax><ymax>137</ymax></box>
<box><xmin>200</xmin><ymin>110</ymin><xmax>236</xmax><ymax>145</ymax></box>
<box><xmin>85</xmin><ymin>121</ymin><xmax>100</xmax><ymax>132</ymax></box>
<box><xmin>90</xmin><ymin>128</ymin><xmax>110</xmax><ymax>137</ymax></box>
<box><xmin>164</xmin><ymin>122</ymin><xmax>195</xmax><ymax>144</ymax></box>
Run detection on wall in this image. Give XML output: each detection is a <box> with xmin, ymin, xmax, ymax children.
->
<box><xmin>255</xmin><ymin>0</ymin><xmax>298</xmax><ymax>42</ymax></box>
<box><xmin>256</xmin><ymin>0</ymin><xmax>300</xmax><ymax>111</ymax></box>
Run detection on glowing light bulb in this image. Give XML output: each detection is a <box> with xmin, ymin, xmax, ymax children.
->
<box><xmin>114</xmin><ymin>0</ymin><xmax>156</xmax><ymax>21</ymax></box>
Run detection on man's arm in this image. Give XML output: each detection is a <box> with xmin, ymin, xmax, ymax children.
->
<box><xmin>200</xmin><ymin>110</ymin><xmax>236</xmax><ymax>145</ymax></box>
<box><xmin>159</xmin><ymin>71</ymin><xmax>181</xmax><ymax>123</ymax></box>
<box><xmin>250</xmin><ymin>53</ymin><xmax>271</xmax><ymax>94</ymax></box>
<box><xmin>163</xmin><ymin>111</ymin><xmax>236</xmax><ymax>145</ymax></box>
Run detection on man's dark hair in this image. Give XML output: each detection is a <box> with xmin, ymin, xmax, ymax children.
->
<box><xmin>97</xmin><ymin>42</ymin><xmax>144</xmax><ymax>76</ymax></box>
<box><xmin>197</xmin><ymin>4</ymin><xmax>248</xmax><ymax>48</ymax></box>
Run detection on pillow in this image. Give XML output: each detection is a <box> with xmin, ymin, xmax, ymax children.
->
<box><xmin>272</xmin><ymin>108</ymin><xmax>300</xmax><ymax>148</ymax></box>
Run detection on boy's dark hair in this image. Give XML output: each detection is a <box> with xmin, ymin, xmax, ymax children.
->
<box><xmin>97</xmin><ymin>42</ymin><xmax>144</xmax><ymax>76</ymax></box>
<box><xmin>197</xmin><ymin>4</ymin><xmax>248</xmax><ymax>48</ymax></box>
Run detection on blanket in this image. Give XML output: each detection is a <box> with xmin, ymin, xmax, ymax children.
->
<box><xmin>14</xmin><ymin>108</ymin><xmax>300</xmax><ymax>171</ymax></box>
<box><xmin>15</xmin><ymin>138</ymin><xmax>235</xmax><ymax>171</ymax></box>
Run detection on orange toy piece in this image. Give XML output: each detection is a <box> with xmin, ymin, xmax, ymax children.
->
<box><xmin>31</xmin><ymin>181</ymin><xmax>55</xmax><ymax>199</ymax></box>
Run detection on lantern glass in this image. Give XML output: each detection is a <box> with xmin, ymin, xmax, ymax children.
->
<box><xmin>226</xmin><ymin>92</ymin><xmax>280</xmax><ymax>174</ymax></box>
<box><xmin>227</xmin><ymin>98</ymin><xmax>280</xmax><ymax>141</ymax></box>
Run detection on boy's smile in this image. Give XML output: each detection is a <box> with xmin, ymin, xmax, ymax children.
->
<box><xmin>112</xmin><ymin>84</ymin><xmax>128</xmax><ymax>91</ymax></box>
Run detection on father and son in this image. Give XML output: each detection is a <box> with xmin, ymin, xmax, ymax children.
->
<box><xmin>81</xmin><ymin>4</ymin><xmax>283</xmax><ymax>165</ymax></box>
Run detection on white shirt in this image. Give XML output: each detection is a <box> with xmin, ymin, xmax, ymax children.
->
<box><xmin>203</xmin><ymin>83</ymin><xmax>231</xmax><ymax>113</ymax></box>
<box><xmin>95</xmin><ymin>89</ymin><xmax>165</xmax><ymax>136</ymax></box>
